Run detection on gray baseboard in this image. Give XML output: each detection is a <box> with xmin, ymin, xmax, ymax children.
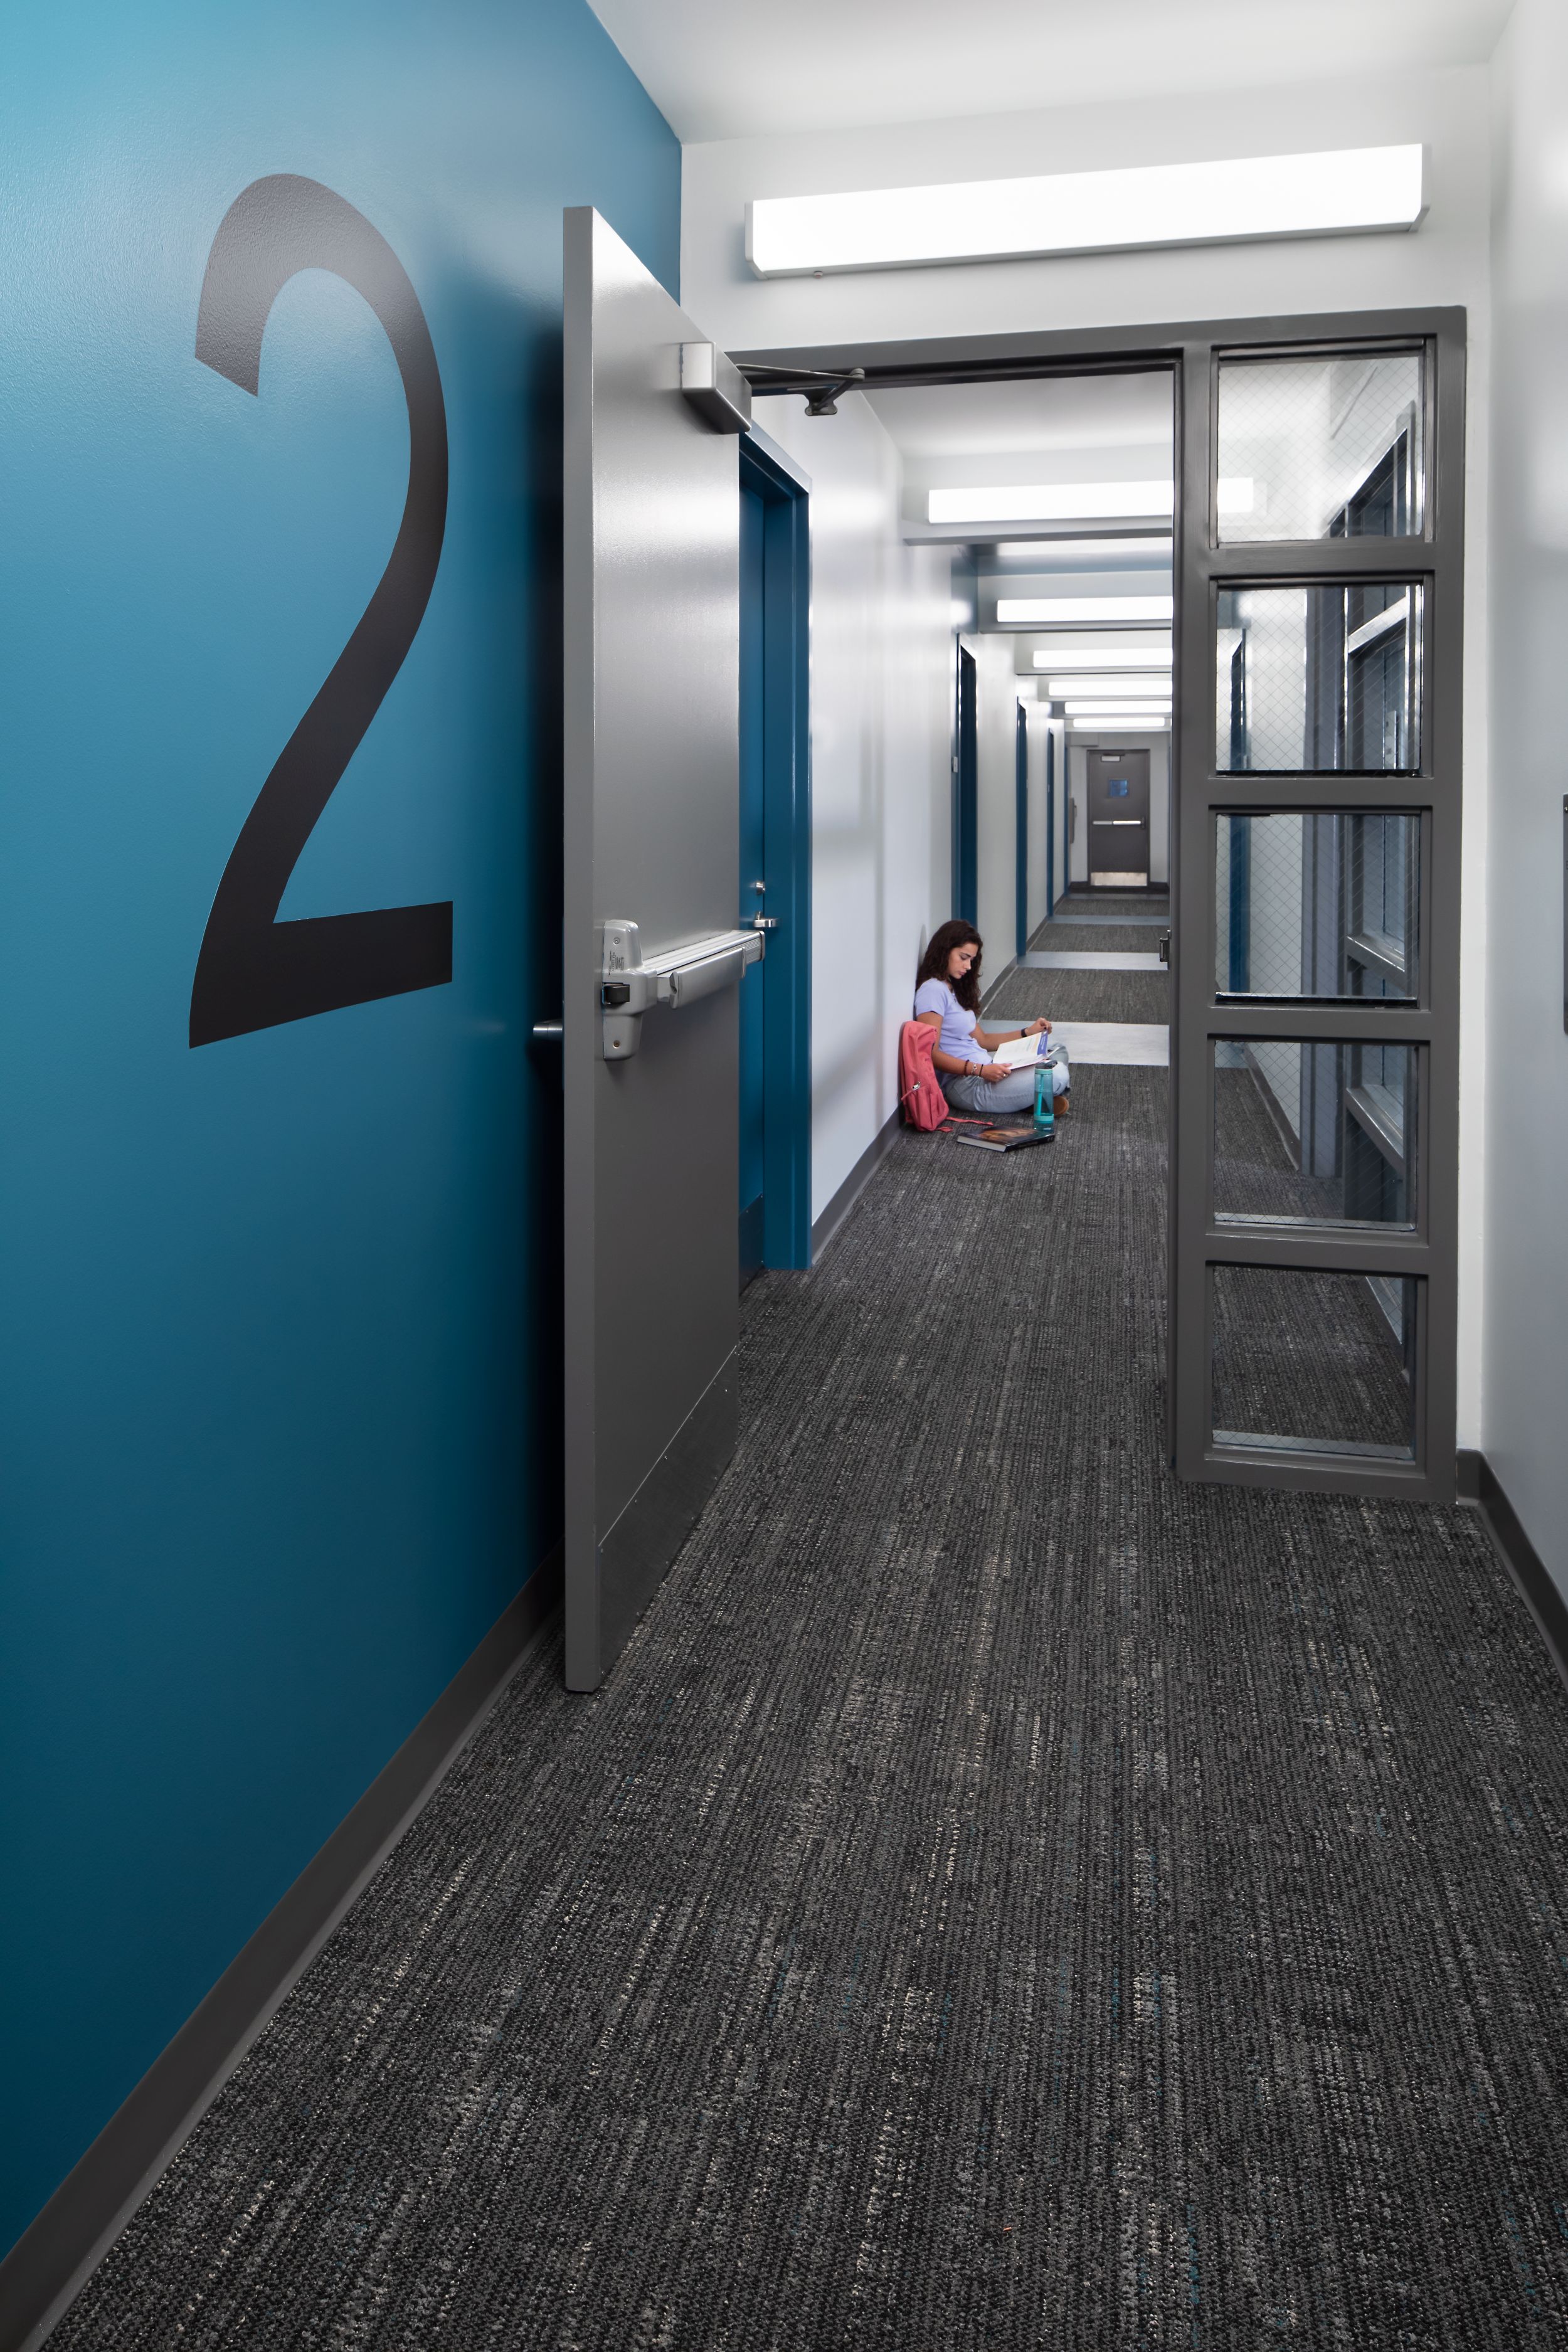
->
<box><xmin>812</xmin><ymin>1108</ymin><xmax>902</xmax><ymax>1261</ymax></box>
<box><xmin>3</xmin><ymin>1548</ymin><xmax>564</xmax><ymax>2352</ymax></box>
<box><xmin>1458</xmin><ymin>1449</ymin><xmax>1568</xmax><ymax>1695</ymax></box>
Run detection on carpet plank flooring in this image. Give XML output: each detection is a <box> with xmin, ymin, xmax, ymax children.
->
<box><xmin>1030</xmin><ymin>923</ymin><xmax>1170</xmax><ymax>955</ymax></box>
<box><xmin>52</xmin><ymin>1069</ymin><xmax>1568</xmax><ymax>2352</ymax></box>
<box><xmin>990</xmin><ymin>965</ymin><xmax>1169</xmax><ymax>1025</ymax></box>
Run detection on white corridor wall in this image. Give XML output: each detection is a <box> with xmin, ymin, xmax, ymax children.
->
<box><xmin>747</xmin><ymin>398</ymin><xmax>953</xmax><ymax>1225</ymax></box>
<box><xmin>1484</xmin><ymin>0</ymin><xmax>1568</xmax><ymax>1594</ymax></box>
<box><xmin>962</xmin><ymin>632</ymin><xmax>1024</xmax><ymax>975</ymax></box>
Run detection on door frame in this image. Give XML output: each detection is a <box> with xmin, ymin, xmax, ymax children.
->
<box><xmin>955</xmin><ymin>645</ymin><xmax>978</xmax><ymax>924</ymax></box>
<box><xmin>1045</xmin><ymin>722</ymin><xmax>1056</xmax><ymax>920</ymax></box>
<box><xmin>736</xmin><ymin>308</ymin><xmax>1466</xmax><ymax>1502</ymax></box>
<box><xmin>1015</xmin><ymin>698</ymin><xmax>1029</xmax><ymax>956</ymax></box>
<box><xmin>738</xmin><ymin>429</ymin><xmax>813</xmax><ymax>1271</ymax></box>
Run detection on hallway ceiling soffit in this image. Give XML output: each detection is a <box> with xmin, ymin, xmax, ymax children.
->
<box><xmin>586</xmin><ymin>0</ymin><xmax>1512</xmax><ymax>142</ymax></box>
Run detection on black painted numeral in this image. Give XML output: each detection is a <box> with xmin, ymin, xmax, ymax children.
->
<box><xmin>189</xmin><ymin>174</ymin><xmax>452</xmax><ymax>1047</ymax></box>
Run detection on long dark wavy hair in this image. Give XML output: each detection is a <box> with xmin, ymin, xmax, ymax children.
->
<box><xmin>916</xmin><ymin>919</ymin><xmax>983</xmax><ymax>1014</ymax></box>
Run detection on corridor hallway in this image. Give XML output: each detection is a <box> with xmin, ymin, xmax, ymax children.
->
<box><xmin>55</xmin><ymin>1067</ymin><xmax>1568</xmax><ymax>2349</ymax></box>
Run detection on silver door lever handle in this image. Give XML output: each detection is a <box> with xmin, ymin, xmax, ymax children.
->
<box><xmin>598</xmin><ymin>918</ymin><xmax>763</xmax><ymax>1059</ymax></box>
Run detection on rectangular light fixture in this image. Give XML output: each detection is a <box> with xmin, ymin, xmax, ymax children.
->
<box><xmin>1033</xmin><ymin>647</ymin><xmax>1172</xmax><ymax>670</ymax></box>
<box><xmin>931</xmin><ymin>481</ymin><xmax>1172</xmax><ymax>524</ymax></box>
<box><xmin>995</xmin><ymin>536</ymin><xmax>1173</xmax><ymax>559</ymax></box>
<box><xmin>1048</xmin><ymin>675</ymin><xmax>1170</xmax><ymax>697</ymax></box>
<box><xmin>1001</xmin><ymin>538</ymin><xmax>1170</xmax><ymax>559</ymax></box>
<box><xmin>998</xmin><ymin>596</ymin><xmax>1173</xmax><ymax>624</ymax></box>
<box><xmin>746</xmin><ymin>146</ymin><xmax>1424</xmax><ymax>277</ymax></box>
<box><xmin>1065</xmin><ymin>700</ymin><xmax>1173</xmax><ymax>716</ymax></box>
<box><xmin>936</xmin><ymin>482</ymin><xmax>1252</xmax><ymax>525</ymax></box>
<box><xmin>1069</xmin><ymin>717</ymin><xmax>1167</xmax><ymax>731</ymax></box>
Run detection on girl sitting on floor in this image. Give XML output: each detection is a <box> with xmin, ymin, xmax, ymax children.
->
<box><xmin>913</xmin><ymin>919</ymin><xmax>1069</xmax><ymax>1118</ymax></box>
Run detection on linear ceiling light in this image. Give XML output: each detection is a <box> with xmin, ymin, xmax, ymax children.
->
<box><xmin>998</xmin><ymin>596</ymin><xmax>1173</xmax><ymax>624</ymax></box>
<box><xmin>1034</xmin><ymin>648</ymin><xmax>1172</xmax><ymax>670</ymax></box>
<box><xmin>1065</xmin><ymin>700</ymin><xmax>1173</xmax><ymax>716</ymax></box>
<box><xmin>1067</xmin><ymin>710</ymin><xmax>1166</xmax><ymax>729</ymax></box>
<box><xmin>1048</xmin><ymin>675</ymin><xmax>1171</xmax><ymax>697</ymax></box>
<box><xmin>936</xmin><ymin>480</ymin><xmax>1253</xmax><ymax>525</ymax></box>
<box><xmin>931</xmin><ymin>482</ymin><xmax>1171</xmax><ymax>523</ymax></box>
<box><xmin>746</xmin><ymin>146</ymin><xmax>1424</xmax><ymax>277</ymax></box>
<box><xmin>998</xmin><ymin>536</ymin><xmax>1173</xmax><ymax>559</ymax></box>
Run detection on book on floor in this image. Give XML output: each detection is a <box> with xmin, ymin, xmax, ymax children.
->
<box><xmin>953</xmin><ymin>1123</ymin><xmax>1053</xmax><ymax>1152</ymax></box>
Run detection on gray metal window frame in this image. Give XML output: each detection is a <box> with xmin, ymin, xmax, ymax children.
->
<box><xmin>736</xmin><ymin>305</ymin><xmax>1465</xmax><ymax>1502</ymax></box>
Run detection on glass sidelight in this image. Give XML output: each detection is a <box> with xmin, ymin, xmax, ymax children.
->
<box><xmin>1214</xmin><ymin>812</ymin><xmax>1419</xmax><ymax>1000</ymax></box>
<box><xmin>1216</xmin><ymin>583</ymin><xmax>1421</xmax><ymax>772</ymax></box>
<box><xmin>1216</xmin><ymin>350</ymin><xmax>1424</xmax><ymax>543</ymax></box>
<box><xmin>1212</xmin><ymin>1039</ymin><xmax>1416</xmax><ymax>1227</ymax></box>
<box><xmin>1173</xmin><ymin>314</ymin><xmax>1460</xmax><ymax>1498</ymax></box>
<box><xmin>1210</xmin><ymin>1265</ymin><xmax>1419</xmax><ymax>1458</ymax></box>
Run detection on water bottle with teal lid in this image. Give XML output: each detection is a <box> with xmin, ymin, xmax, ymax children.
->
<box><xmin>1033</xmin><ymin>1059</ymin><xmax>1055</xmax><ymax>1135</ymax></box>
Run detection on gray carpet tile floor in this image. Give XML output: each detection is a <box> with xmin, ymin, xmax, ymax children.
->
<box><xmin>1029</xmin><ymin>922</ymin><xmax>1171</xmax><ymax>955</ymax></box>
<box><xmin>1000</xmin><ymin>898</ymin><xmax>1169</xmax><ymax>1019</ymax></box>
<box><xmin>990</xmin><ymin>965</ymin><xmax>1170</xmax><ymax>1025</ymax></box>
<box><xmin>52</xmin><ymin>1067</ymin><xmax>1568</xmax><ymax>2352</ymax></box>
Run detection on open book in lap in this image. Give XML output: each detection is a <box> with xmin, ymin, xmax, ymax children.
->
<box><xmin>990</xmin><ymin>1030</ymin><xmax>1048</xmax><ymax>1069</ymax></box>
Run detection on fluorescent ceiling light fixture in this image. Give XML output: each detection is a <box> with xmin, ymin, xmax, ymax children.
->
<box><xmin>1065</xmin><ymin>700</ymin><xmax>1173</xmax><ymax>716</ymax></box>
<box><xmin>1033</xmin><ymin>648</ymin><xmax>1172</xmax><ymax>670</ymax></box>
<box><xmin>935</xmin><ymin>482</ymin><xmax>1252</xmax><ymax>525</ymax></box>
<box><xmin>998</xmin><ymin>596</ymin><xmax>1173</xmax><ymax>624</ymax></box>
<box><xmin>999</xmin><ymin>536</ymin><xmax>1173</xmax><ymax>559</ymax></box>
<box><xmin>1067</xmin><ymin>710</ymin><xmax>1166</xmax><ymax>729</ymax></box>
<box><xmin>931</xmin><ymin>481</ymin><xmax>1171</xmax><ymax>524</ymax></box>
<box><xmin>746</xmin><ymin>145</ymin><xmax>1424</xmax><ymax>277</ymax></box>
<box><xmin>1047</xmin><ymin>675</ymin><xmax>1171</xmax><ymax>697</ymax></box>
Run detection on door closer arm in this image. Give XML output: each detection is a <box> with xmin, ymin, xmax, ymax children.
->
<box><xmin>598</xmin><ymin>919</ymin><xmax>763</xmax><ymax>1060</ymax></box>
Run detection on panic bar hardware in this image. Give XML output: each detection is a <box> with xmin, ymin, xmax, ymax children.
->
<box><xmin>599</xmin><ymin>919</ymin><xmax>763</xmax><ymax>1060</ymax></box>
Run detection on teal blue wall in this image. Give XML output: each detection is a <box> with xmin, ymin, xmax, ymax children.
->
<box><xmin>0</xmin><ymin>0</ymin><xmax>678</xmax><ymax>2254</ymax></box>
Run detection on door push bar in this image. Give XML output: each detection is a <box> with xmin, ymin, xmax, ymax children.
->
<box><xmin>598</xmin><ymin>918</ymin><xmax>763</xmax><ymax>1061</ymax></box>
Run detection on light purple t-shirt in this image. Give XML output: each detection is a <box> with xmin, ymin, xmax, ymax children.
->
<box><xmin>914</xmin><ymin>978</ymin><xmax>977</xmax><ymax>1067</ymax></box>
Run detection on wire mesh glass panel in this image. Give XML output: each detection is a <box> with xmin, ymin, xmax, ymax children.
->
<box><xmin>1215</xmin><ymin>812</ymin><xmax>1417</xmax><ymax>999</ymax></box>
<box><xmin>1214</xmin><ymin>1041</ymin><xmax>1415</xmax><ymax>1226</ymax></box>
<box><xmin>1216</xmin><ymin>352</ymin><xmax>1424</xmax><ymax>543</ymax></box>
<box><xmin>1216</xmin><ymin>584</ymin><xmax>1421</xmax><ymax>771</ymax></box>
<box><xmin>1211</xmin><ymin>1266</ymin><xmax>1417</xmax><ymax>1456</ymax></box>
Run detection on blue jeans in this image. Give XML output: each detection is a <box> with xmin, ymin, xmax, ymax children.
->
<box><xmin>942</xmin><ymin>1052</ymin><xmax>1069</xmax><ymax>1117</ymax></box>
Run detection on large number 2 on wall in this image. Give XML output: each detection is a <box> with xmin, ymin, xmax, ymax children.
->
<box><xmin>189</xmin><ymin>175</ymin><xmax>452</xmax><ymax>1047</ymax></box>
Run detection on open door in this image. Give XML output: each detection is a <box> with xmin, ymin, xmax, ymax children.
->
<box><xmin>561</xmin><ymin>208</ymin><xmax>758</xmax><ymax>1690</ymax></box>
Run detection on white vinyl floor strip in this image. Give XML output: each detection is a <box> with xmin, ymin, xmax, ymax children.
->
<box><xmin>1024</xmin><ymin>951</ymin><xmax>1165</xmax><ymax>971</ymax></box>
<box><xmin>1049</xmin><ymin>1021</ymin><xmax>1169</xmax><ymax>1067</ymax></box>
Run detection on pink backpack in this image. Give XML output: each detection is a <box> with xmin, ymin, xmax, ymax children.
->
<box><xmin>899</xmin><ymin>1020</ymin><xmax>948</xmax><ymax>1131</ymax></box>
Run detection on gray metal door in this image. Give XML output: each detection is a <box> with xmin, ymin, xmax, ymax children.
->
<box><xmin>561</xmin><ymin>208</ymin><xmax>756</xmax><ymax>1690</ymax></box>
<box><xmin>1086</xmin><ymin>747</ymin><xmax>1151</xmax><ymax>882</ymax></box>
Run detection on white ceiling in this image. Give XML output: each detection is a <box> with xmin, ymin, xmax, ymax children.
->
<box><xmin>586</xmin><ymin>0</ymin><xmax>1512</xmax><ymax>144</ymax></box>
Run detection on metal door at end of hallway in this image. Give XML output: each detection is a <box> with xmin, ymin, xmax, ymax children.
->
<box><xmin>562</xmin><ymin>207</ymin><xmax>753</xmax><ymax>1692</ymax></box>
<box><xmin>1086</xmin><ymin>747</ymin><xmax>1151</xmax><ymax>884</ymax></box>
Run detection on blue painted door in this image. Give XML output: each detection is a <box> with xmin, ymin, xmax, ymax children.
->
<box><xmin>738</xmin><ymin>484</ymin><xmax>766</xmax><ymax>1281</ymax></box>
